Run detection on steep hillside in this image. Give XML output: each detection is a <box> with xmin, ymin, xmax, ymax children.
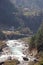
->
<box><xmin>0</xmin><ymin>0</ymin><xmax>21</xmax><ymax>28</ymax></box>
<box><xmin>10</xmin><ymin>0</ymin><xmax>43</xmax><ymax>10</ymax></box>
<box><xmin>0</xmin><ymin>0</ymin><xmax>43</xmax><ymax>33</ymax></box>
<box><xmin>29</xmin><ymin>22</ymin><xmax>43</xmax><ymax>51</ymax></box>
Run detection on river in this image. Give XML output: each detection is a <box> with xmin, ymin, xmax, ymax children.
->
<box><xmin>0</xmin><ymin>40</ymin><xmax>36</xmax><ymax>65</ymax></box>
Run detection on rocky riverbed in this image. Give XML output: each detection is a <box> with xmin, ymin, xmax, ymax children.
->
<box><xmin>0</xmin><ymin>40</ymin><xmax>37</xmax><ymax>65</ymax></box>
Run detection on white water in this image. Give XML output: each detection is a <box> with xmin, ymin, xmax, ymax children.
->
<box><xmin>0</xmin><ymin>40</ymin><xmax>28</xmax><ymax>62</ymax></box>
<box><xmin>6</xmin><ymin>40</ymin><xmax>27</xmax><ymax>61</ymax></box>
<box><xmin>0</xmin><ymin>40</ymin><xmax>36</xmax><ymax>63</ymax></box>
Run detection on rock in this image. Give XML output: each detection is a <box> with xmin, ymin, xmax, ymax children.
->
<box><xmin>34</xmin><ymin>59</ymin><xmax>38</xmax><ymax>63</ymax></box>
<box><xmin>0</xmin><ymin>62</ymin><xmax>4</xmax><ymax>65</ymax></box>
<box><xmin>23</xmin><ymin>57</ymin><xmax>29</xmax><ymax>61</ymax></box>
<box><xmin>16</xmin><ymin>60</ymin><xmax>20</xmax><ymax>64</ymax></box>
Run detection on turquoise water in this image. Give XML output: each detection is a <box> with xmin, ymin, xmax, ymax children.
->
<box><xmin>10</xmin><ymin>47</ymin><xmax>23</xmax><ymax>55</ymax></box>
<box><xmin>6</xmin><ymin>40</ymin><xmax>26</xmax><ymax>61</ymax></box>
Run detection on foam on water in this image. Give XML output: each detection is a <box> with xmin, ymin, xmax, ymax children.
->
<box><xmin>6</xmin><ymin>40</ymin><xmax>26</xmax><ymax>61</ymax></box>
<box><xmin>0</xmin><ymin>40</ymin><xmax>36</xmax><ymax>63</ymax></box>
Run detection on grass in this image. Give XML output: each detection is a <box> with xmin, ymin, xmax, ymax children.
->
<box><xmin>3</xmin><ymin>60</ymin><xmax>17</xmax><ymax>65</ymax></box>
<box><xmin>20</xmin><ymin>37</ymin><xmax>31</xmax><ymax>43</ymax></box>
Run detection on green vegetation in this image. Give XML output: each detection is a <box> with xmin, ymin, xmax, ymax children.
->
<box><xmin>29</xmin><ymin>22</ymin><xmax>43</xmax><ymax>64</ymax></box>
<box><xmin>29</xmin><ymin>22</ymin><xmax>43</xmax><ymax>51</ymax></box>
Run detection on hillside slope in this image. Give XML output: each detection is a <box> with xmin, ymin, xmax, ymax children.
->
<box><xmin>0</xmin><ymin>0</ymin><xmax>43</xmax><ymax>33</ymax></box>
<box><xmin>10</xmin><ymin>0</ymin><xmax>43</xmax><ymax>9</ymax></box>
<box><xmin>29</xmin><ymin>22</ymin><xmax>43</xmax><ymax>51</ymax></box>
<box><xmin>0</xmin><ymin>0</ymin><xmax>21</xmax><ymax>28</ymax></box>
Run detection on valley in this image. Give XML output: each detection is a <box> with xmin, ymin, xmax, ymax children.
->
<box><xmin>0</xmin><ymin>0</ymin><xmax>43</xmax><ymax>65</ymax></box>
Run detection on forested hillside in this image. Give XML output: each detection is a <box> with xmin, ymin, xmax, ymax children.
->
<box><xmin>29</xmin><ymin>22</ymin><xmax>43</xmax><ymax>51</ymax></box>
<box><xmin>0</xmin><ymin>0</ymin><xmax>43</xmax><ymax>33</ymax></box>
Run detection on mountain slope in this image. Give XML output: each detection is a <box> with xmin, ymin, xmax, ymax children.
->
<box><xmin>0</xmin><ymin>0</ymin><xmax>21</xmax><ymax>28</ymax></box>
<box><xmin>0</xmin><ymin>0</ymin><xmax>43</xmax><ymax>33</ymax></box>
<box><xmin>29</xmin><ymin>22</ymin><xmax>43</xmax><ymax>51</ymax></box>
<box><xmin>10</xmin><ymin>0</ymin><xmax>43</xmax><ymax>10</ymax></box>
